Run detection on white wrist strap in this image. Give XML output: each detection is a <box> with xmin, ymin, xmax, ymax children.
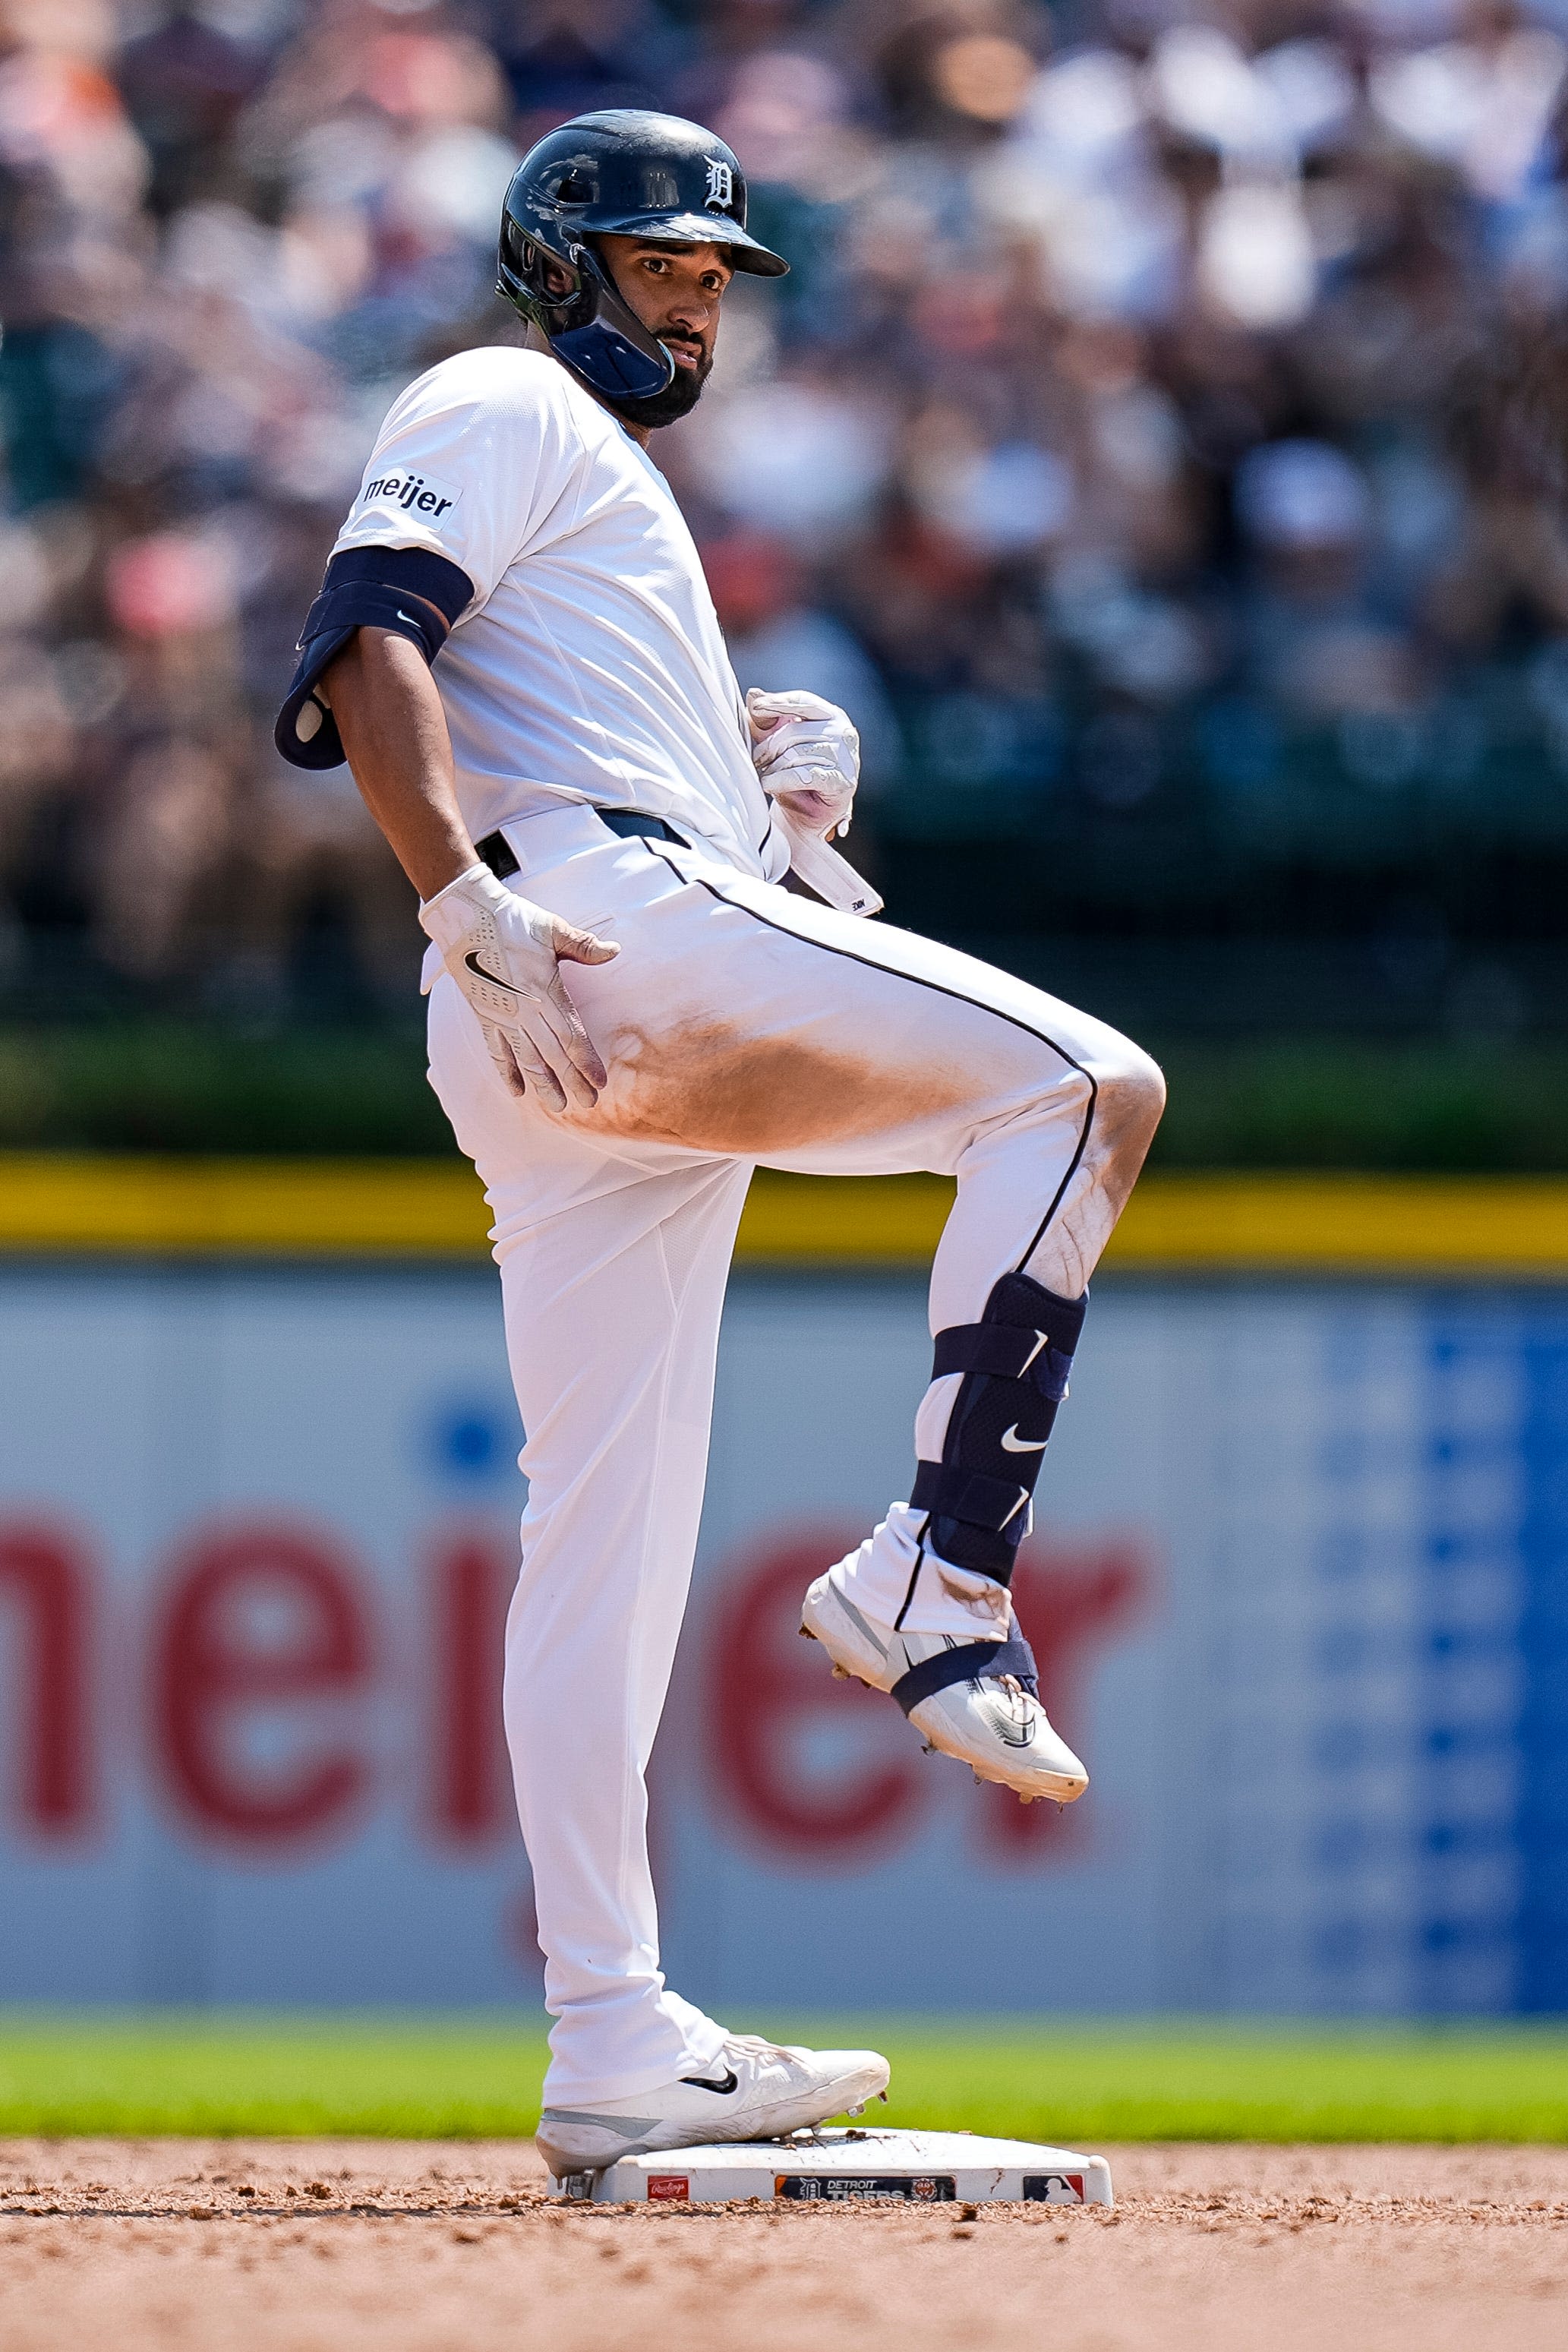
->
<box><xmin>418</xmin><ymin>860</ymin><xmax>494</xmax><ymax>920</ymax></box>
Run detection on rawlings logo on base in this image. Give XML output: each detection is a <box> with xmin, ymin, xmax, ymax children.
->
<box><xmin>646</xmin><ymin>2175</ymin><xmax>690</xmax><ymax>2201</ymax></box>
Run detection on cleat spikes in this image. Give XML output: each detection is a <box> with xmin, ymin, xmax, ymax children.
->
<box><xmin>845</xmin><ymin>2101</ymin><xmax>865</xmax><ymax>2117</ymax></box>
<box><xmin>798</xmin><ymin>1624</ymin><xmax>818</xmax><ymax>1641</ymax></box>
<box><xmin>831</xmin><ymin>1664</ymin><xmax>850</xmax><ymax>1680</ymax></box>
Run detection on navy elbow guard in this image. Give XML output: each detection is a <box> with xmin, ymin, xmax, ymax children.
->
<box><xmin>273</xmin><ymin>545</ymin><xmax>473</xmax><ymax>769</ymax></box>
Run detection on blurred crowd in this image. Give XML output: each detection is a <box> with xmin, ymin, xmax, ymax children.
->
<box><xmin>3</xmin><ymin>0</ymin><xmax>1568</xmax><ymax>1008</ymax></box>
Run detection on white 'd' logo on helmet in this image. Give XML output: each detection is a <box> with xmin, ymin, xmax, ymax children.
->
<box><xmin>705</xmin><ymin>157</ymin><xmax>734</xmax><ymax>210</ymax></box>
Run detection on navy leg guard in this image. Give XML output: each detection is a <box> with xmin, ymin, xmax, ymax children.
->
<box><xmin>910</xmin><ymin>1273</ymin><xmax>1087</xmax><ymax>1588</ymax></box>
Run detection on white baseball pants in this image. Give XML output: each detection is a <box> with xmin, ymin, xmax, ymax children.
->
<box><xmin>425</xmin><ymin>805</ymin><xmax>1163</xmax><ymax>2106</ymax></box>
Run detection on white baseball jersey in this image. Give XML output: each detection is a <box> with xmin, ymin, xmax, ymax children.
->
<box><xmin>332</xmin><ymin>345</ymin><xmax>787</xmax><ymax>877</ymax></box>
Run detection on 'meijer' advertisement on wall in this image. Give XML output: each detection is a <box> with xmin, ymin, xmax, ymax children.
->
<box><xmin>0</xmin><ymin>1266</ymin><xmax>1561</xmax><ymax>2014</ymax></box>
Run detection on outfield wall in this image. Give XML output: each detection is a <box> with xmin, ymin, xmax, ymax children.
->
<box><xmin>2</xmin><ymin>1189</ymin><xmax>1566</xmax><ymax>2017</ymax></box>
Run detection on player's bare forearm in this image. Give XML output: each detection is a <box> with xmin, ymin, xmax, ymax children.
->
<box><xmin>323</xmin><ymin>628</ymin><xmax>476</xmax><ymax>901</ymax></box>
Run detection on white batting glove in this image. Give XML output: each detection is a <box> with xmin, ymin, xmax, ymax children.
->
<box><xmin>419</xmin><ymin>863</ymin><xmax>617</xmax><ymax>1113</ymax></box>
<box><xmin>746</xmin><ymin>687</ymin><xmax>860</xmax><ymax>838</ymax></box>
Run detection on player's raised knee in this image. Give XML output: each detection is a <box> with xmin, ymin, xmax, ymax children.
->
<box><xmin>1096</xmin><ymin>1039</ymin><xmax>1166</xmax><ymax>1161</ymax></box>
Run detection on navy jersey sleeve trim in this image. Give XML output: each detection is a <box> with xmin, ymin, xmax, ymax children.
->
<box><xmin>273</xmin><ymin>545</ymin><xmax>475</xmax><ymax>770</ymax></box>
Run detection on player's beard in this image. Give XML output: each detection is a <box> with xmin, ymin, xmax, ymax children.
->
<box><xmin>608</xmin><ymin>342</ymin><xmax>712</xmax><ymax>430</ymax></box>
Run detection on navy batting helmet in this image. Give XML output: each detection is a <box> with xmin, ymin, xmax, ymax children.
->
<box><xmin>497</xmin><ymin>109</ymin><xmax>787</xmax><ymax>404</ymax></box>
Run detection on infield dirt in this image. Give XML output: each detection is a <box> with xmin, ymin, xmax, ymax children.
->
<box><xmin>0</xmin><ymin>2139</ymin><xmax>1563</xmax><ymax>2350</ymax></box>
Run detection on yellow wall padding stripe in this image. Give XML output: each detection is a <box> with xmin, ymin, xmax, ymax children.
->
<box><xmin>0</xmin><ymin>1156</ymin><xmax>491</xmax><ymax>1258</ymax></box>
<box><xmin>741</xmin><ymin>1172</ymin><xmax>1568</xmax><ymax>1274</ymax></box>
<box><xmin>2</xmin><ymin>1157</ymin><xmax>1568</xmax><ymax>1274</ymax></box>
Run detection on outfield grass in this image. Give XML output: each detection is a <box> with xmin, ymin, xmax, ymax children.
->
<box><xmin>13</xmin><ymin>1023</ymin><xmax>1568</xmax><ymax>1169</ymax></box>
<box><xmin>0</xmin><ymin>2017</ymin><xmax>1565</xmax><ymax>2142</ymax></box>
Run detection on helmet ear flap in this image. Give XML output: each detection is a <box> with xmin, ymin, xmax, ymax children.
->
<box><xmin>551</xmin><ymin>241</ymin><xmax>675</xmax><ymax>403</ymax></box>
<box><xmin>497</xmin><ymin>219</ymin><xmax>585</xmax><ymax>320</ymax></box>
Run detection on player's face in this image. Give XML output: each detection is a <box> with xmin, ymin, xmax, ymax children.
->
<box><xmin>595</xmin><ymin>235</ymin><xmax>734</xmax><ymax>425</ymax></box>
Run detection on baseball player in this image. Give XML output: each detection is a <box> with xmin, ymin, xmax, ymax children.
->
<box><xmin>276</xmin><ymin>110</ymin><xmax>1164</xmax><ymax>2180</ymax></box>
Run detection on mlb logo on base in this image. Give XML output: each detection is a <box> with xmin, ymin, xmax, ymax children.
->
<box><xmin>1024</xmin><ymin>2174</ymin><xmax>1087</xmax><ymax>2205</ymax></box>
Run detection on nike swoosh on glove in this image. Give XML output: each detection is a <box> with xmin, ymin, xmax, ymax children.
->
<box><xmin>746</xmin><ymin>687</ymin><xmax>860</xmax><ymax>838</ymax></box>
<box><xmin>419</xmin><ymin>862</ymin><xmax>617</xmax><ymax>1112</ymax></box>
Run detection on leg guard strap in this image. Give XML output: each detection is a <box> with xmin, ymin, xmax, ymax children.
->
<box><xmin>910</xmin><ymin>1459</ymin><xmax>1030</xmax><ymax>1533</ymax></box>
<box><xmin>930</xmin><ymin>1300</ymin><xmax>1082</xmax><ymax>1401</ymax></box>
<box><xmin>891</xmin><ymin>1631</ymin><xmax>1040</xmax><ymax>1716</ymax></box>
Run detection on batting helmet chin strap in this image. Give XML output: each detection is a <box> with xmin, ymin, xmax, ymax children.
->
<box><xmin>541</xmin><ymin>242</ymin><xmax>676</xmax><ymax>405</ymax></box>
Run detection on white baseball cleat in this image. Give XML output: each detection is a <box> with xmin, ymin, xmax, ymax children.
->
<box><xmin>800</xmin><ymin>1571</ymin><xmax>1088</xmax><ymax>1804</ymax></box>
<box><xmin>537</xmin><ymin>2035</ymin><xmax>891</xmax><ymax>2180</ymax></box>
